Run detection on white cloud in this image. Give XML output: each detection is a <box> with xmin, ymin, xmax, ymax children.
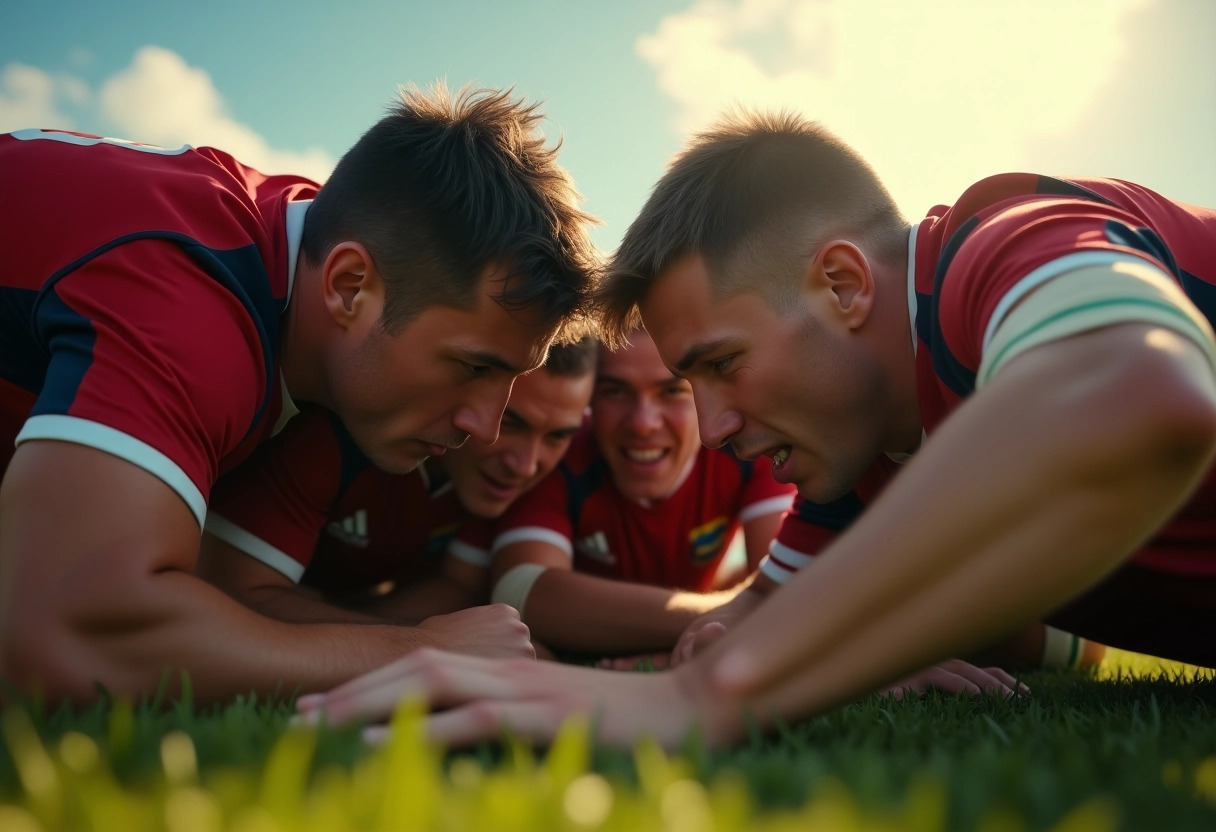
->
<box><xmin>0</xmin><ymin>64</ymin><xmax>79</xmax><ymax>132</ymax></box>
<box><xmin>636</xmin><ymin>0</ymin><xmax>1191</xmax><ymax>217</ymax></box>
<box><xmin>99</xmin><ymin>46</ymin><xmax>334</xmax><ymax>183</ymax></box>
<box><xmin>0</xmin><ymin>46</ymin><xmax>335</xmax><ymax>184</ymax></box>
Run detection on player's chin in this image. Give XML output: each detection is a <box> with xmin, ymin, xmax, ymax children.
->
<box><xmin>467</xmin><ymin>494</ymin><xmax>512</xmax><ymax>519</ymax></box>
<box><xmin>364</xmin><ymin>444</ymin><xmax>427</xmax><ymax>475</ymax></box>
<box><xmin>793</xmin><ymin>469</ymin><xmax>852</xmax><ymax>504</ymax></box>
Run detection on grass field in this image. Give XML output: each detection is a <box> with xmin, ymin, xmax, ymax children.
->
<box><xmin>1</xmin><ymin>651</ymin><xmax>1214</xmax><ymax>832</ymax></box>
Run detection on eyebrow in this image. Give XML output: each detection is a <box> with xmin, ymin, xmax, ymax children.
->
<box><xmin>675</xmin><ymin>338</ymin><xmax>732</xmax><ymax>373</ymax></box>
<box><xmin>457</xmin><ymin>348</ymin><xmax>527</xmax><ymax>375</ymax></box>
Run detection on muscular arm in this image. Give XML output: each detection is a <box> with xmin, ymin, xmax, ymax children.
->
<box><xmin>0</xmin><ymin>443</ymin><xmax>527</xmax><ymax>705</ymax></box>
<box><xmin>197</xmin><ymin>532</ymin><xmax>387</xmax><ymax>624</ymax></box>
<box><xmin>493</xmin><ymin>541</ymin><xmax>737</xmax><ymax>654</ymax></box>
<box><xmin>683</xmin><ymin>323</ymin><xmax>1216</xmax><ymax>733</ymax></box>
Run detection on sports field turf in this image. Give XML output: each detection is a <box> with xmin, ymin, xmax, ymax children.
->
<box><xmin>1</xmin><ymin>650</ymin><xmax>1213</xmax><ymax>831</ymax></box>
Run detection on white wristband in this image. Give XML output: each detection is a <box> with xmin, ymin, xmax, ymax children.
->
<box><xmin>1040</xmin><ymin>625</ymin><xmax>1083</xmax><ymax>669</ymax></box>
<box><xmin>490</xmin><ymin>563</ymin><xmax>549</xmax><ymax>618</ymax></box>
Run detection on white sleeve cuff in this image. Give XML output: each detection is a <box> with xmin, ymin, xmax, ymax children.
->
<box><xmin>202</xmin><ymin>513</ymin><xmax>306</xmax><ymax>582</ymax></box>
<box><xmin>447</xmin><ymin>539</ymin><xmax>492</xmax><ymax>567</ymax></box>
<box><xmin>16</xmin><ymin>414</ymin><xmax>207</xmax><ymax>528</ymax></box>
<box><xmin>491</xmin><ymin>526</ymin><xmax>573</xmax><ymax>557</ymax></box>
<box><xmin>739</xmin><ymin>494</ymin><xmax>796</xmax><ymax>524</ymax></box>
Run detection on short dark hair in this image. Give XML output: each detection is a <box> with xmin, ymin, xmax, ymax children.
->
<box><xmin>302</xmin><ymin>83</ymin><xmax>600</xmax><ymax>343</ymax></box>
<box><xmin>540</xmin><ymin>335</ymin><xmax>597</xmax><ymax>378</ymax></box>
<box><xmin>598</xmin><ymin>110</ymin><xmax>906</xmax><ymax>347</ymax></box>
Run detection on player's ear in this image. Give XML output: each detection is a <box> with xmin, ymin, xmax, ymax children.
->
<box><xmin>321</xmin><ymin>242</ymin><xmax>384</xmax><ymax>329</ymax></box>
<box><xmin>804</xmin><ymin>240</ymin><xmax>875</xmax><ymax>330</ymax></box>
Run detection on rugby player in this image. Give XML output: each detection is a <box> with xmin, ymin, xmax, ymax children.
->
<box><xmin>298</xmin><ymin>111</ymin><xmax>1215</xmax><ymax>747</ymax></box>
<box><xmin>197</xmin><ymin>339</ymin><xmax>596</xmax><ymax>640</ymax></box>
<box><xmin>488</xmin><ymin>329</ymin><xmax>794</xmax><ymax>657</ymax></box>
<box><xmin>0</xmin><ymin>85</ymin><xmax>598</xmax><ymax>704</ymax></box>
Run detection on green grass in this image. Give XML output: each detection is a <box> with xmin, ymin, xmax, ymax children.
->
<box><xmin>1</xmin><ymin>655</ymin><xmax>1215</xmax><ymax>831</ymax></box>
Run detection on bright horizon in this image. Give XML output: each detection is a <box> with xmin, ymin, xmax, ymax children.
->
<box><xmin>2</xmin><ymin>0</ymin><xmax>1212</xmax><ymax>254</ymax></box>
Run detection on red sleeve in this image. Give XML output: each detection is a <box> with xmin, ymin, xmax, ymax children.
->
<box><xmin>205</xmin><ymin>408</ymin><xmax>348</xmax><ymax>580</ymax></box>
<box><xmin>938</xmin><ymin>197</ymin><xmax>1181</xmax><ymax>370</ymax></box>
<box><xmin>762</xmin><ymin>459</ymin><xmax>896</xmax><ymax>582</ymax></box>
<box><xmin>19</xmin><ymin>240</ymin><xmax>266</xmax><ymax>527</ymax></box>
<box><xmin>491</xmin><ymin>464</ymin><xmax>576</xmax><ymax>556</ymax></box>
<box><xmin>448</xmin><ymin>516</ymin><xmax>496</xmax><ymax>568</ymax></box>
<box><xmin>738</xmin><ymin>456</ymin><xmax>797</xmax><ymax>522</ymax></box>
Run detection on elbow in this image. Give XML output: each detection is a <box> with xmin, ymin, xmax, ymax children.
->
<box><xmin>1080</xmin><ymin>349</ymin><xmax>1216</xmax><ymax>517</ymax></box>
<box><xmin>0</xmin><ymin>571</ymin><xmax>156</xmax><ymax>706</ymax></box>
<box><xmin>0</xmin><ymin>613</ymin><xmax>104</xmax><ymax>705</ymax></box>
<box><xmin>1136</xmin><ymin>362</ymin><xmax>1216</xmax><ymax>479</ymax></box>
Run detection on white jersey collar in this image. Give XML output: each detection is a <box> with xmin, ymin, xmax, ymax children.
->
<box><xmin>284</xmin><ymin>199</ymin><xmax>311</xmax><ymax>308</ymax></box>
<box><xmin>886</xmin><ymin>224</ymin><xmax>925</xmax><ymax>465</ymax></box>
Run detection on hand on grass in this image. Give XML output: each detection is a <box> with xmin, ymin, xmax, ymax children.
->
<box><xmin>296</xmin><ymin>648</ymin><xmax>715</xmax><ymax>749</ymax></box>
<box><xmin>883</xmin><ymin>659</ymin><xmax>1028</xmax><ymax>699</ymax></box>
<box><xmin>414</xmin><ymin>604</ymin><xmax>536</xmax><ymax>660</ymax></box>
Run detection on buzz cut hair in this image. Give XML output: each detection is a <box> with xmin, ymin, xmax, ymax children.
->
<box><xmin>597</xmin><ymin>110</ymin><xmax>906</xmax><ymax>347</ymax></box>
<box><xmin>302</xmin><ymin>82</ymin><xmax>601</xmax><ymax>344</ymax></box>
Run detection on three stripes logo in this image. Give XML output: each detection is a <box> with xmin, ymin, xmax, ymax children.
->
<box><xmin>326</xmin><ymin>509</ymin><xmax>369</xmax><ymax>549</ymax></box>
<box><xmin>575</xmin><ymin>531</ymin><xmax>615</xmax><ymax>565</ymax></box>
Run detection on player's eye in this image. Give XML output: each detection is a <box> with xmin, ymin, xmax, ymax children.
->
<box><xmin>709</xmin><ymin>355</ymin><xmax>734</xmax><ymax>374</ymax></box>
<box><xmin>462</xmin><ymin>361</ymin><xmax>491</xmax><ymax>378</ymax></box>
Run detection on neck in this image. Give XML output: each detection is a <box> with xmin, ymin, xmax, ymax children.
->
<box><xmin>873</xmin><ymin>232</ymin><xmax>923</xmax><ymax>454</ymax></box>
<box><xmin>279</xmin><ymin>262</ymin><xmax>335</xmax><ymax>410</ymax></box>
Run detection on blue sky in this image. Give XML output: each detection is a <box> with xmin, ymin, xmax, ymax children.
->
<box><xmin>3</xmin><ymin>0</ymin><xmax>1213</xmax><ymax>253</ymax></box>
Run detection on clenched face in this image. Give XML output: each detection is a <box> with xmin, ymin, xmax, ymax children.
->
<box><xmin>327</xmin><ymin>265</ymin><xmax>552</xmax><ymax>475</ymax></box>
<box><xmin>442</xmin><ymin>366</ymin><xmax>593</xmax><ymax>518</ymax></box>
<box><xmin>592</xmin><ymin>330</ymin><xmax>701</xmax><ymax>503</ymax></box>
<box><xmin>638</xmin><ymin>253</ymin><xmax>888</xmax><ymax>503</ymax></box>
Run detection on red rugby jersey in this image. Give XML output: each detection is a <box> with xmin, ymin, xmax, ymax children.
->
<box><xmin>0</xmin><ymin>129</ymin><xmax>316</xmax><ymax>526</ymax></box>
<box><xmin>767</xmin><ymin>174</ymin><xmax>1216</xmax><ymax>579</ymax></box>
<box><xmin>206</xmin><ymin>406</ymin><xmax>471</xmax><ymax>594</ymax></box>
<box><xmin>494</xmin><ymin>426</ymin><xmax>795</xmax><ymax>591</ymax></box>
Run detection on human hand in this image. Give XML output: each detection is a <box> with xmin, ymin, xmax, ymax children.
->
<box><xmin>295</xmin><ymin>648</ymin><xmax>714</xmax><ymax>749</ymax></box>
<box><xmin>671</xmin><ymin>620</ymin><xmax>730</xmax><ymax>668</ymax></box>
<box><xmin>882</xmin><ymin>658</ymin><xmax>1028</xmax><ymax>700</ymax></box>
<box><xmin>414</xmin><ymin>604</ymin><xmax>536</xmax><ymax>660</ymax></box>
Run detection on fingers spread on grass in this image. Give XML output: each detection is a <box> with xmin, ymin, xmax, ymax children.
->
<box><xmin>427</xmin><ymin>701</ymin><xmax>571</xmax><ymax>747</ymax></box>
<box><xmin>299</xmin><ymin>649</ymin><xmax>530</xmax><ymax>727</ymax></box>
<box><xmin>914</xmin><ymin>667</ymin><xmax>984</xmax><ymax>696</ymax></box>
<box><xmin>982</xmin><ymin>666</ymin><xmax>1031</xmax><ymax>696</ymax></box>
<box><xmin>937</xmin><ymin>660</ymin><xmax>1017</xmax><ymax>698</ymax></box>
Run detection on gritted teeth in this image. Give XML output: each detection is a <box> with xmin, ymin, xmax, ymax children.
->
<box><xmin>624</xmin><ymin>448</ymin><xmax>666</xmax><ymax>463</ymax></box>
<box><xmin>771</xmin><ymin>447</ymin><xmax>790</xmax><ymax>467</ymax></box>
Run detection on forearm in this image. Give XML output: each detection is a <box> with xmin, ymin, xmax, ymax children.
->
<box><xmin>16</xmin><ymin>569</ymin><xmax>436</xmax><ymax>705</ymax></box>
<box><xmin>679</xmin><ymin>333</ymin><xmax>1216</xmax><ymax>737</ymax></box>
<box><xmin>523</xmin><ymin>570</ymin><xmax>729</xmax><ymax>653</ymax></box>
<box><xmin>230</xmin><ymin>582</ymin><xmax>390</xmax><ymax>625</ymax></box>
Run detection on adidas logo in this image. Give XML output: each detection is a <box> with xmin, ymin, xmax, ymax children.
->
<box><xmin>326</xmin><ymin>509</ymin><xmax>369</xmax><ymax>549</ymax></box>
<box><xmin>575</xmin><ymin>531</ymin><xmax>615</xmax><ymax>565</ymax></box>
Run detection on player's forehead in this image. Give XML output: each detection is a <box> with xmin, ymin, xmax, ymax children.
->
<box><xmin>639</xmin><ymin>255</ymin><xmax>741</xmax><ymax>373</ymax></box>
<box><xmin>595</xmin><ymin>329</ymin><xmax>680</xmax><ymax>388</ymax></box>
<box><xmin>507</xmin><ymin>369</ymin><xmax>592</xmax><ymax>427</ymax></box>
<box><xmin>430</xmin><ymin>261</ymin><xmax>554</xmax><ymax>372</ymax></box>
